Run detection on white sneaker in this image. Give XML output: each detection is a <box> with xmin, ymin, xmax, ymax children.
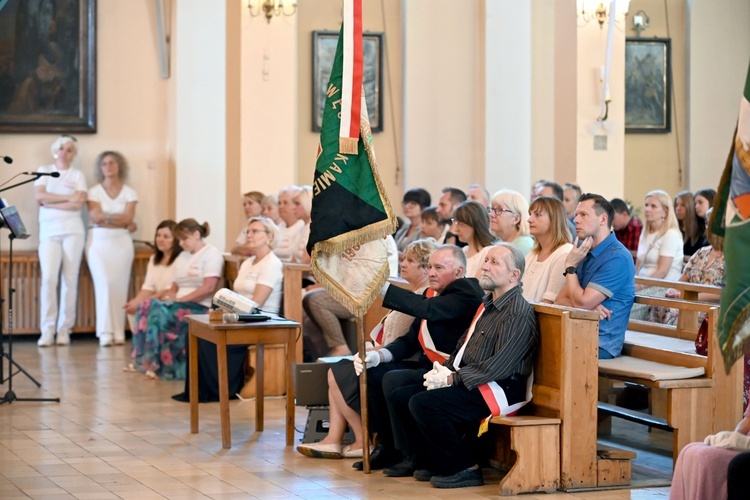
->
<box><xmin>56</xmin><ymin>331</ymin><xmax>70</xmax><ymax>345</ymax></box>
<box><xmin>99</xmin><ymin>333</ymin><xmax>113</xmax><ymax>347</ymax></box>
<box><xmin>113</xmin><ymin>333</ymin><xmax>125</xmax><ymax>345</ymax></box>
<box><xmin>37</xmin><ymin>332</ymin><xmax>55</xmax><ymax>347</ymax></box>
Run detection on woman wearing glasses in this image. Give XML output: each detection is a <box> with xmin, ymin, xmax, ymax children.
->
<box><xmin>394</xmin><ymin>188</ymin><xmax>431</xmax><ymax>253</ymax></box>
<box><xmin>35</xmin><ymin>135</ymin><xmax>88</xmax><ymax>347</ymax></box>
<box><xmin>523</xmin><ymin>196</ymin><xmax>573</xmax><ymax>303</ymax></box>
<box><xmin>450</xmin><ymin>200</ymin><xmax>498</xmax><ymax>278</ymax></box>
<box><xmin>489</xmin><ymin>189</ymin><xmax>534</xmax><ymax>256</ymax></box>
<box><xmin>176</xmin><ymin>216</ymin><xmax>284</xmax><ymax>403</ymax></box>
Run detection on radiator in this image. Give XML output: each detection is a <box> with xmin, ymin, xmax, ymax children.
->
<box><xmin>1</xmin><ymin>247</ymin><xmax>152</xmax><ymax>335</ymax></box>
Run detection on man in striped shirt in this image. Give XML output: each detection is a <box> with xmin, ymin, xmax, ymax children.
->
<box><xmin>381</xmin><ymin>243</ymin><xmax>539</xmax><ymax>488</ymax></box>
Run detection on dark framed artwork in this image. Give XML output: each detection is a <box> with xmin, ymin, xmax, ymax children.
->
<box><xmin>625</xmin><ymin>38</ymin><xmax>671</xmax><ymax>133</ymax></box>
<box><xmin>0</xmin><ymin>0</ymin><xmax>96</xmax><ymax>133</ymax></box>
<box><xmin>312</xmin><ymin>30</ymin><xmax>383</xmax><ymax>133</ymax></box>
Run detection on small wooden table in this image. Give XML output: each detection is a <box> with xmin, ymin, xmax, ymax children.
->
<box><xmin>185</xmin><ymin>314</ymin><xmax>300</xmax><ymax>448</ymax></box>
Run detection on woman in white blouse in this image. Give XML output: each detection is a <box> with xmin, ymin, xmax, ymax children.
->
<box><xmin>182</xmin><ymin>216</ymin><xmax>286</xmax><ymax>403</ymax></box>
<box><xmin>450</xmin><ymin>200</ymin><xmax>498</xmax><ymax>279</ymax></box>
<box><xmin>274</xmin><ymin>185</ymin><xmax>305</xmax><ymax>262</ymax></box>
<box><xmin>124</xmin><ymin>220</ymin><xmax>182</xmax><ymax>333</ymax></box>
<box><xmin>131</xmin><ymin>219</ymin><xmax>223</xmax><ymax>380</ymax></box>
<box><xmin>86</xmin><ymin>151</ymin><xmax>138</xmax><ymax>346</ymax></box>
<box><xmin>292</xmin><ymin>185</ymin><xmax>314</xmax><ymax>264</ymax></box>
<box><xmin>523</xmin><ymin>196</ymin><xmax>573</xmax><ymax>303</ymax></box>
<box><xmin>35</xmin><ymin>135</ymin><xmax>87</xmax><ymax>347</ymax></box>
<box><xmin>637</xmin><ymin>190</ymin><xmax>684</xmax><ymax>281</ymax></box>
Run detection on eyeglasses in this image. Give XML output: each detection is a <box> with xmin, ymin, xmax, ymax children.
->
<box><xmin>489</xmin><ymin>207</ymin><xmax>514</xmax><ymax>216</ymax></box>
<box><xmin>450</xmin><ymin>218</ymin><xmax>464</xmax><ymax>227</ymax></box>
<box><xmin>248</xmin><ymin>229</ymin><xmax>268</xmax><ymax>235</ymax></box>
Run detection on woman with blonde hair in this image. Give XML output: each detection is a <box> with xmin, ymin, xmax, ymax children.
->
<box><xmin>297</xmin><ymin>238</ymin><xmax>437</xmax><ymax>459</ymax></box>
<box><xmin>35</xmin><ymin>135</ymin><xmax>88</xmax><ymax>346</ymax></box>
<box><xmin>451</xmin><ymin>200</ymin><xmax>498</xmax><ymax>278</ymax></box>
<box><xmin>523</xmin><ymin>196</ymin><xmax>573</xmax><ymax>303</ymax></box>
<box><xmin>130</xmin><ymin>219</ymin><xmax>223</xmax><ymax>380</ymax></box>
<box><xmin>175</xmin><ymin>216</ymin><xmax>285</xmax><ymax>403</ymax></box>
<box><xmin>637</xmin><ymin>190</ymin><xmax>684</xmax><ymax>281</ymax></box>
<box><xmin>489</xmin><ymin>189</ymin><xmax>534</xmax><ymax>256</ymax></box>
<box><xmin>292</xmin><ymin>185</ymin><xmax>314</xmax><ymax>264</ymax></box>
<box><xmin>86</xmin><ymin>151</ymin><xmax>138</xmax><ymax>346</ymax></box>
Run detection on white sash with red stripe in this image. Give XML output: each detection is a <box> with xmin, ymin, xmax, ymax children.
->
<box><xmin>417</xmin><ymin>288</ymin><xmax>451</xmax><ymax>363</ymax></box>
<box><xmin>339</xmin><ymin>0</ymin><xmax>364</xmax><ymax>154</ymax></box>
<box><xmin>453</xmin><ymin>302</ymin><xmax>533</xmax><ymax>421</ymax></box>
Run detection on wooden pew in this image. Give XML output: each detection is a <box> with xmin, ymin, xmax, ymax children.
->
<box><xmin>490</xmin><ymin>304</ymin><xmax>619</xmax><ymax>495</ymax></box>
<box><xmin>597</xmin><ymin>278</ymin><xmax>743</xmax><ymax>462</ymax></box>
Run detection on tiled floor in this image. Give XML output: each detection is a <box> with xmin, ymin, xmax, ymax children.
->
<box><xmin>0</xmin><ymin>337</ymin><xmax>672</xmax><ymax>499</ymax></box>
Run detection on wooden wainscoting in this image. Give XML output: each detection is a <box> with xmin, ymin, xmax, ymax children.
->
<box><xmin>1</xmin><ymin>246</ymin><xmax>153</xmax><ymax>335</ymax></box>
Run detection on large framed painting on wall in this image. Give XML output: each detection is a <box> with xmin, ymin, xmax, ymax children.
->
<box><xmin>0</xmin><ymin>0</ymin><xmax>96</xmax><ymax>133</ymax></box>
<box><xmin>312</xmin><ymin>30</ymin><xmax>383</xmax><ymax>133</ymax></box>
<box><xmin>625</xmin><ymin>38</ymin><xmax>671</xmax><ymax>133</ymax></box>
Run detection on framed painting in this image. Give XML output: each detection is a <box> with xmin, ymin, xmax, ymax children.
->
<box><xmin>312</xmin><ymin>30</ymin><xmax>383</xmax><ymax>133</ymax></box>
<box><xmin>625</xmin><ymin>38</ymin><xmax>671</xmax><ymax>133</ymax></box>
<box><xmin>0</xmin><ymin>0</ymin><xmax>96</xmax><ymax>133</ymax></box>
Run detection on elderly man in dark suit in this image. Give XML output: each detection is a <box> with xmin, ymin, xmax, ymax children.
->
<box><xmin>296</xmin><ymin>245</ymin><xmax>484</xmax><ymax>469</ymax></box>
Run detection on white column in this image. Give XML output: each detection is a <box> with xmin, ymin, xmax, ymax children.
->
<box><xmin>484</xmin><ymin>0</ymin><xmax>532</xmax><ymax>196</ymax></box>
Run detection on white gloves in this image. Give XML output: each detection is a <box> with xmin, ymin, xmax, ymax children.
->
<box><xmin>423</xmin><ymin>361</ymin><xmax>453</xmax><ymax>390</ymax></box>
<box><xmin>353</xmin><ymin>350</ymin><xmax>382</xmax><ymax>376</ymax></box>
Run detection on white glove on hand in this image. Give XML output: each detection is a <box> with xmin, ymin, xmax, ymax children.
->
<box><xmin>353</xmin><ymin>350</ymin><xmax>381</xmax><ymax>376</ymax></box>
<box><xmin>423</xmin><ymin>361</ymin><xmax>453</xmax><ymax>390</ymax></box>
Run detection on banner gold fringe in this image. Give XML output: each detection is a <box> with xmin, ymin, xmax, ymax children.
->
<box><xmin>310</xmin><ymin>254</ymin><xmax>391</xmax><ymax>317</ymax></box>
<box><xmin>339</xmin><ymin>137</ymin><xmax>359</xmax><ymax>155</ymax></box>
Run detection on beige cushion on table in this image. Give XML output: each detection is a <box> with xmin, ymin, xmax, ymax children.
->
<box><xmin>598</xmin><ymin>355</ymin><xmax>705</xmax><ymax>381</ymax></box>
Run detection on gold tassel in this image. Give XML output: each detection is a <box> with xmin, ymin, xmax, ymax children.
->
<box><xmin>477</xmin><ymin>416</ymin><xmax>491</xmax><ymax>437</ymax></box>
<box><xmin>339</xmin><ymin>137</ymin><xmax>359</xmax><ymax>155</ymax></box>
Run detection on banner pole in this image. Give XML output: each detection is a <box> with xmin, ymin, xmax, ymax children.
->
<box><xmin>356</xmin><ymin>315</ymin><xmax>371</xmax><ymax>473</ymax></box>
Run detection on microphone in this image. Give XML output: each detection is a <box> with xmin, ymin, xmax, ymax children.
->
<box><xmin>1</xmin><ymin>156</ymin><xmax>11</xmax><ymax>164</ymax></box>
<box><xmin>24</xmin><ymin>171</ymin><xmax>61</xmax><ymax>177</ymax></box>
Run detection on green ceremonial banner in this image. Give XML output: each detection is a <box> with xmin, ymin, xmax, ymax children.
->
<box><xmin>307</xmin><ymin>25</ymin><xmax>397</xmax><ymax>317</ymax></box>
<box><xmin>712</xmin><ymin>60</ymin><xmax>750</xmax><ymax>374</ymax></box>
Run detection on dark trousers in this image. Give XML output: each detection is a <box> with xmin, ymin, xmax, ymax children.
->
<box><xmin>330</xmin><ymin>359</ymin><xmax>421</xmax><ymax>451</ymax></box>
<box><xmin>382</xmin><ymin>369</ymin><xmax>430</xmax><ymax>461</ymax></box>
<box><xmin>398</xmin><ymin>378</ymin><xmax>491</xmax><ymax>475</ymax></box>
<box><xmin>181</xmin><ymin>339</ymin><xmax>248</xmax><ymax>403</ymax></box>
<box><xmin>728</xmin><ymin>450</ymin><xmax>750</xmax><ymax>500</ymax></box>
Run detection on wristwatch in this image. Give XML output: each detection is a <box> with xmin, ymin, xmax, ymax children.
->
<box><xmin>563</xmin><ymin>266</ymin><xmax>577</xmax><ymax>277</ymax></box>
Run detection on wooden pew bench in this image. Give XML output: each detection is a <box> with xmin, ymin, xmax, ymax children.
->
<box><xmin>597</xmin><ymin>278</ymin><xmax>743</xmax><ymax>462</ymax></box>
<box><xmin>489</xmin><ymin>304</ymin><xmax>631</xmax><ymax>495</ymax></box>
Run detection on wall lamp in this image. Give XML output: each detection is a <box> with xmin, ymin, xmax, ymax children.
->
<box><xmin>578</xmin><ymin>0</ymin><xmax>630</xmax><ymax>28</ymax></box>
<box><xmin>248</xmin><ymin>0</ymin><xmax>297</xmax><ymax>23</ymax></box>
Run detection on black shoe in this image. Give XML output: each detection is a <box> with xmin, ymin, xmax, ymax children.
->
<box><xmin>383</xmin><ymin>457</ymin><xmax>417</xmax><ymax>477</ymax></box>
<box><xmin>171</xmin><ymin>392</ymin><xmax>189</xmax><ymax>403</ymax></box>
<box><xmin>430</xmin><ymin>467</ymin><xmax>484</xmax><ymax>488</ymax></box>
<box><xmin>413</xmin><ymin>469</ymin><xmax>433</xmax><ymax>482</ymax></box>
<box><xmin>352</xmin><ymin>444</ymin><xmax>401</xmax><ymax>471</ymax></box>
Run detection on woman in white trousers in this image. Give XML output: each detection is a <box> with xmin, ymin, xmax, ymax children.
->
<box><xmin>35</xmin><ymin>135</ymin><xmax>88</xmax><ymax>347</ymax></box>
<box><xmin>86</xmin><ymin>151</ymin><xmax>138</xmax><ymax>346</ymax></box>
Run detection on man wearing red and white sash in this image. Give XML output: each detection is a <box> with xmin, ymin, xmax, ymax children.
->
<box><xmin>320</xmin><ymin>245</ymin><xmax>483</xmax><ymax>470</ymax></box>
<box><xmin>382</xmin><ymin>243</ymin><xmax>538</xmax><ymax>488</ymax></box>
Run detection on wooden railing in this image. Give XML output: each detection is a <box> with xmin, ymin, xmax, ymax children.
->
<box><xmin>1</xmin><ymin>245</ymin><xmax>153</xmax><ymax>335</ymax></box>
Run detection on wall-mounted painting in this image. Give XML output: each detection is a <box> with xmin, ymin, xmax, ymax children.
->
<box><xmin>0</xmin><ymin>0</ymin><xmax>96</xmax><ymax>133</ymax></box>
<box><xmin>625</xmin><ymin>38</ymin><xmax>671</xmax><ymax>133</ymax></box>
<box><xmin>312</xmin><ymin>30</ymin><xmax>383</xmax><ymax>133</ymax></box>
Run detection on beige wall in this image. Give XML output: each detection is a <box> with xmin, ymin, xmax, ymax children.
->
<box><xmin>0</xmin><ymin>1</ymin><xmax>172</xmax><ymax>251</ymax></box>
<box><xmin>623</xmin><ymin>0</ymin><xmax>686</xmax><ymax>212</ymax></box>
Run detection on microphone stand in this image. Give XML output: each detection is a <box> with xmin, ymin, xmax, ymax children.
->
<box><xmin>0</xmin><ymin>174</ymin><xmax>60</xmax><ymax>404</ymax></box>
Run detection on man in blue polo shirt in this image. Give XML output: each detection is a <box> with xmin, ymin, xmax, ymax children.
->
<box><xmin>555</xmin><ymin>193</ymin><xmax>635</xmax><ymax>358</ymax></box>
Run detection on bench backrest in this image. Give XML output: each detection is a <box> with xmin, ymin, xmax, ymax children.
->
<box><xmin>531</xmin><ymin>303</ymin><xmax>601</xmax><ymax>489</ymax></box>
